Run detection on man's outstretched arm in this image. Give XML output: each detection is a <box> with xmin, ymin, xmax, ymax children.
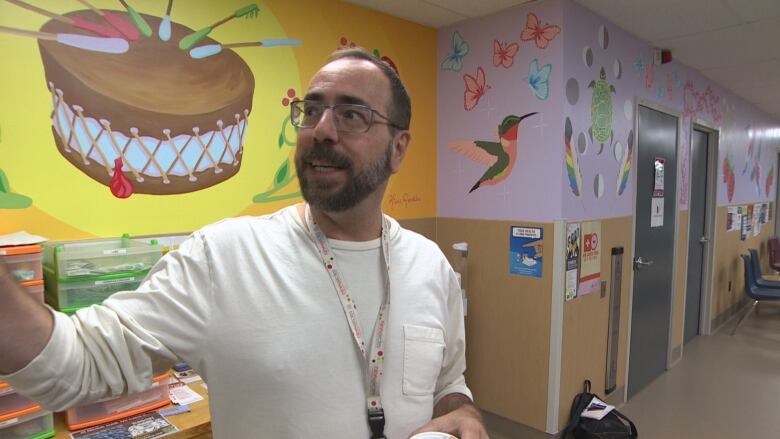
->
<box><xmin>0</xmin><ymin>261</ymin><xmax>53</xmax><ymax>374</ymax></box>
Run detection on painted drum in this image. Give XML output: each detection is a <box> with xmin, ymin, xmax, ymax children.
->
<box><xmin>410</xmin><ymin>433</ymin><xmax>458</xmax><ymax>439</ymax></box>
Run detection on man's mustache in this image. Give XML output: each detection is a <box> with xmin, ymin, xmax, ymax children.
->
<box><xmin>300</xmin><ymin>144</ymin><xmax>353</xmax><ymax>170</ymax></box>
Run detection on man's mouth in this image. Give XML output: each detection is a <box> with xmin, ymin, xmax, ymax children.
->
<box><xmin>310</xmin><ymin>161</ymin><xmax>344</xmax><ymax>172</ymax></box>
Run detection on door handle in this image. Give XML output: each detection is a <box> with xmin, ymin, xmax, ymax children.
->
<box><xmin>699</xmin><ymin>236</ymin><xmax>709</xmax><ymax>244</ymax></box>
<box><xmin>633</xmin><ymin>256</ymin><xmax>654</xmax><ymax>271</ymax></box>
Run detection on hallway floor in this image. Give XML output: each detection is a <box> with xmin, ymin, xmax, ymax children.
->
<box><xmin>620</xmin><ymin>302</ymin><xmax>780</xmax><ymax>439</ymax></box>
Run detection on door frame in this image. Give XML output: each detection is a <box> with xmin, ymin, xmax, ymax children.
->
<box><xmin>688</xmin><ymin>121</ymin><xmax>719</xmax><ymax>338</ymax></box>
<box><xmin>623</xmin><ymin>98</ymin><xmax>682</xmax><ymax>402</ymax></box>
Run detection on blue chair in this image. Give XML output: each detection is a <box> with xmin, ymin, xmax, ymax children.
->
<box><xmin>748</xmin><ymin>248</ymin><xmax>780</xmax><ymax>289</ymax></box>
<box><xmin>730</xmin><ymin>254</ymin><xmax>780</xmax><ymax>335</ymax></box>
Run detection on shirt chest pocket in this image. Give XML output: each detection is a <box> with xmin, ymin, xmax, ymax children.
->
<box><xmin>402</xmin><ymin>324</ymin><xmax>445</xmax><ymax>396</ymax></box>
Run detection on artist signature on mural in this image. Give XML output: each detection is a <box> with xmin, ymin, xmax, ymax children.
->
<box><xmin>388</xmin><ymin>193</ymin><xmax>421</xmax><ymax>209</ymax></box>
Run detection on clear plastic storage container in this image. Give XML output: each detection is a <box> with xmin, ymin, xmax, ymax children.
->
<box><xmin>42</xmin><ymin>236</ymin><xmax>162</xmax><ymax>281</ymax></box>
<box><xmin>65</xmin><ymin>374</ymin><xmax>171</xmax><ymax>431</ymax></box>
<box><xmin>0</xmin><ymin>383</ymin><xmax>38</xmax><ymax>419</ymax></box>
<box><xmin>0</xmin><ymin>245</ymin><xmax>42</xmax><ymax>283</ymax></box>
<box><xmin>43</xmin><ymin>272</ymin><xmax>146</xmax><ymax>314</ymax></box>
<box><xmin>0</xmin><ymin>406</ymin><xmax>53</xmax><ymax>439</ymax></box>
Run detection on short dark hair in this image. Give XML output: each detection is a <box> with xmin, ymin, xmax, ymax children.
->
<box><xmin>328</xmin><ymin>48</ymin><xmax>411</xmax><ymax>131</ymax></box>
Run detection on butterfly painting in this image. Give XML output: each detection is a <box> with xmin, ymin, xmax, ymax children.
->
<box><xmin>645</xmin><ymin>63</ymin><xmax>655</xmax><ymax>89</ymax></box>
<box><xmin>633</xmin><ymin>49</ymin><xmax>646</xmax><ymax>78</ymax></box>
<box><xmin>520</xmin><ymin>12</ymin><xmax>561</xmax><ymax>49</ymax></box>
<box><xmin>441</xmin><ymin>31</ymin><xmax>469</xmax><ymax>72</ymax></box>
<box><xmin>493</xmin><ymin>40</ymin><xmax>519</xmax><ymax>68</ymax></box>
<box><xmin>528</xmin><ymin>59</ymin><xmax>552</xmax><ymax>100</ymax></box>
<box><xmin>464</xmin><ymin>66</ymin><xmax>489</xmax><ymax>111</ymax></box>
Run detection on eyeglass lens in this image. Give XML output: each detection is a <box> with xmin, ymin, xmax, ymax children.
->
<box><xmin>292</xmin><ymin>102</ymin><xmax>373</xmax><ymax>133</ymax></box>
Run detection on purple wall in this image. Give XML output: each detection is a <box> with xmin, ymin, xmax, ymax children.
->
<box><xmin>564</xmin><ymin>0</ymin><xmax>778</xmax><ymax>221</ymax></box>
<box><xmin>437</xmin><ymin>0</ymin><xmax>564</xmax><ymax>221</ymax></box>
<box><xmin>437</xmin><ymin>0</ymin><xmax>779</xmax><ymax>223</ymax></box>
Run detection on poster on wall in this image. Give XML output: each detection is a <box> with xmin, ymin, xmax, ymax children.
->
<box><xmin>754</xmin><ymin>203</ymin><xmax>762</xmax><ymax>236</ymax></box>
<box><xmin>509</xmin><ymin>226</ymin><xmax>543</xmax><ymax>278</ymax></box>
<box><xmin>565</xmin><ymin>223</ymin><xmax>581</xmax><ymax>301</ymax></box>
<box><xmin>726</xmin><ymin>206</ymin><xmax>741</xmax><ymax>232</ymax></box>
<box><xmin>578</xmin><ymin>221</ymin><xmax>601</xmax><ymax>296</ymax></box>
<box><xmin>741</xmin><ymin>207</ymin><xmax>749</xmax><ymax>241</ymax></box>
<box><xmin>653</xmin><ymin>157</ymin><xmax>665</xmax><ymax>197</ymax></box>
<box><xmin>651</xmin><ymin>197</ymin><xmax>664</xmax><ymax>228</ymax></box>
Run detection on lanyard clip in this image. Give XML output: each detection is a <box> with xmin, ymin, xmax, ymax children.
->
<box><xmin>368</xmin><ymin>408</ymin><xmax>386</xmax><ymax>439</ymax></box>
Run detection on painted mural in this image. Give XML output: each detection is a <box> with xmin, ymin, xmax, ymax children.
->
<box><xmin>0</xmin><ymin>0</ymin><xmax>438</xmax><ymax>238</ymax></box>
<box><xmin>438</xmin><ymin>2</ymin><xmax>564</xmax><ymax>221</ymax></box>
<box><xmin>563</xmin><ymin>0</ymin><xmax>778</xmax><ymax>221</ymax></box>
<box><xmin>438</xmin><ymin>0</ymin><xmax>778</xmax><ymax>223</ymax></box>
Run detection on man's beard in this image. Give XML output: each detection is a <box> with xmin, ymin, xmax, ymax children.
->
<box><xmin>296</xmin><ymin>142</ymin><xmax>393</xmax><ymax>212</ymax></box>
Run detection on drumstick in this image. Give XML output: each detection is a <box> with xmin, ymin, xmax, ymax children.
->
<box><xmin>5</xmin><ymin>0</ymin><xmax>121</xmax><ymax>37</ymax></box>
<box><xmin>178</xmin><ymin>3</ymin><xmax>260</xmax><ymax>50</ymax></box>
<box><xmin>0</xmin><ymin>25</ymin><xmax>129</xmax><ymax>53</ymax></box>
<box><xmin>158</xmin><ymin>0</ymin><xmax>173</xmax><ymax>41</ymax></box>
<box><xmin>117</xmin><ymin>0</ymin><xmax>151</xmax><ymax>38</ymax></box>
<box><xmin>189</xmin><ymin>38</ymin><xmax>301</xmax><ymax>59</ymax></box>
<box><xmin>76</xmin><ymin>0</ymin><xmax>139</xmax><ymax>41</ymax></box>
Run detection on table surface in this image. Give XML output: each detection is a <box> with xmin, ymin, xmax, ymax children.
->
<box><xmin>53</xmin><ymin>378</ymin><xmax>212</xmax><ymax>438</ymax></box>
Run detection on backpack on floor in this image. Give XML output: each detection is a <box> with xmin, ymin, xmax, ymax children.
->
<box><xmin>562</xmin><ymin>380</ymin><xmax>638</xmax><ymax>439</ymax></box>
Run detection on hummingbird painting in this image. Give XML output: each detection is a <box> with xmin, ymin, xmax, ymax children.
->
<box><xmin>448</xmin><ymin>112</ymin><xmax>537</xmax><ymax>193</ymax></box>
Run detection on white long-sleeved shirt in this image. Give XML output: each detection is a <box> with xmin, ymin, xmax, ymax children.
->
<box><xmin>2</xmin><ymin>206</ymin><xmax>471</xmax><ymax>438</ymax></box>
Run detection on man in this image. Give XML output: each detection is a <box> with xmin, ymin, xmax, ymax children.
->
<box><xmin>0</xmin><ymin>49</ymin><xmax>487</xmax><ymax>438</ymax></box>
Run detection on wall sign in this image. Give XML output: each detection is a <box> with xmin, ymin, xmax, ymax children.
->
<box><xmin>653</xmin><ymin>157</ymin><xmax>665</xmax><ymax>197</ymax></box>
<box><xmin>509</xmin><ymin>226</ymin><xmax>543</xmax><ymax>278</ymax></box>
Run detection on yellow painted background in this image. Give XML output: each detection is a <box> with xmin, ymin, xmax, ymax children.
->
<box><xmin>0</xmin><ymin>0</ymin><xmax>437</xmax><ymax>239</ymax></box>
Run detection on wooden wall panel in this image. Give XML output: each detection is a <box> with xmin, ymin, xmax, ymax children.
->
<box><xmin>672</xmin><ymin>209</ymin><xmax>689</xmax><ymax>356</ymax></box>
<box><xmin>557</xmin><ymin>216</ymin><xmax>633</xmax><ymax>428</ymax></box>
<box><xmin>435</xmin><ymin>218</ymin><xmax>553</xmax><ymax>431</ymax></box>
<box><xmin>711</xmin><ymin>205</ymin><xmax>776</xmax><ymax>329</ymax></box>
<box><xmin>398</xmin><ymin>217</ymin><xmax>436</xmax><ymax>242</ymax></box>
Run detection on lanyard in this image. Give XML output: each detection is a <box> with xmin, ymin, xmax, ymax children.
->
<box><xmin>305</xmin><ymin>205</ymin><xmax>391</xmax><ymax>439</ymax></box>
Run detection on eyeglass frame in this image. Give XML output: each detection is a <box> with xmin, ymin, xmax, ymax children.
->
<box><xmin>290</xmin><ymin>99</ymin><xmax>407</xmax><ymax>133</ymax></box>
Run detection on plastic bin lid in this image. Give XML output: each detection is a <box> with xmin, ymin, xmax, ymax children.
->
<box><xmin>0</xmin><ymin>403</ymin><xmax>42</xmax><ymax>423</ymax></box>
<box><xmin>0</xmin><ymin>244</ymin><xmax>42</xmax><ymax>256</ymax></box>
<box><xmin>20</xmin><ymin>279</ymin><xmax>44</xmax><ymax>288</ymax></box>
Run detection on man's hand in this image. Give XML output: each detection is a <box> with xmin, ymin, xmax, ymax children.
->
<box><xmin>409</xmin><ymin>393</ymin><xmax>489</xmax><ymax>439</ymax></box>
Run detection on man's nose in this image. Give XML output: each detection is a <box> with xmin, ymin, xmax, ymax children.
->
<box><xmin>313</xmin><ymin>108</ymin><xmax>339</xmax><ymax>144</ymax></box>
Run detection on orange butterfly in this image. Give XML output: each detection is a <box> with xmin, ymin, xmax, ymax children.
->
<box><xmin>463</xmin><ymin>66</ymin><xmax>489</xmax><ymax>111</ymax></box>
<box><xmin>520</xmin><ymin>12</ymin><xmax>561</xmax><ymax>49</ymax></box>
<box><xmin>493</xmin><ymin>40</ymin><xmax>519</xmax><ymax>68</ymax></box>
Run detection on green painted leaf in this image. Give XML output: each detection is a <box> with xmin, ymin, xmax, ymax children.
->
<box><xmin>278</xmin><ymin>132</ymin><xmax>284</xmax><ymax>148</ymax></box>
<box><xmin>0</xmin><ymin>169</ymin><xmax>9</xmax><ymax>193</ymax></box>
<box><xmin>275</xmin><ymin>160</ymin><xmax>289</xmax><ymax>186</ymax></box>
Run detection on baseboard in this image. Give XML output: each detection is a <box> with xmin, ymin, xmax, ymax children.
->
<box><xmin>711</xmin><ymin>297</ymin><xmax>751</xmax><ymax>332</ymax></box>
<box><xmin>670</xmin><ymin>344</ymin><xmax>682</xmax><ymax>366</ymax></box>
<box><xmin>603</xmin><ymin>385</ymin><xmax>625</xmax><ymax>407</ymax></box>
<box><xmin>483</xmin><ymin>411</ymin><xmax>559</xmax><ymax>439</ymax></box>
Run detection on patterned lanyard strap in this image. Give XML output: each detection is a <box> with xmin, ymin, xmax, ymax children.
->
<box><xmin>305</xmin><ymin>205</ymin><xmax>391</xmax><ymax>439</ymax></box>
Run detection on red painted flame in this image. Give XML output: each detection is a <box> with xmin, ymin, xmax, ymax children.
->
<box><xmin>109</xmin><ymin>158</ymin><xmax>134</xmax><ymax>198</ymax></box>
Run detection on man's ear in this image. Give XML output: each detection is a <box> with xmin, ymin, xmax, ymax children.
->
<box><xmin>389</xmin><ymin>130</ymin><xmax>411</xmax><ymax>174</ymax></box>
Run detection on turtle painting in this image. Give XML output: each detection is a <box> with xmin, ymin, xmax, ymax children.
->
<box><xmin>588</xmin><ymin>66</ymin><xmax>616</xmax><ymax>154</ymax></box>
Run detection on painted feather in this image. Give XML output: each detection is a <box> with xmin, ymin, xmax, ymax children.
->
<box><xmin>616</xmin><ymin>129</ymin><xmax>634</xmax><ymax>196</ymax></box>
<box><xmin>564</xmin><ymin>117</ymin><xmax>582</xmax><ymax>197</ymax></box>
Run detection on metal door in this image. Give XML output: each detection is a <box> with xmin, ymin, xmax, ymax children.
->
<box><xmin>684</xmin><ymin>129</ymin><xmax>709</xmax><ymax>343</ymax></box>
<box><xmin>629</xmin><ymin>105</ymin><xmax>678</xmax><ymax>398</ymax></box>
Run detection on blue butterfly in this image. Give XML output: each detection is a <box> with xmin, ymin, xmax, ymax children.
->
<box><xmin>528</xmin><ymin>58</ymin><xmax>552</xmax><ymax>100</ymax></box>
<box><xmin>672</xmin><ymin>71</ymin><xmax>682</xmax><ymax>91</ymax></box>
<box><xmin>655</xmin><ymin>81</ymin><xmax>665</xmax><ymax>100</ymax></box>
<box><xmin>633</xmin><ymin>49</ymin><xmax>645</xmax><ymax>78</ymax></box>
<box><xmin>441</xmin><ymin>31</ymin><xmax>469</xmax><ymax>72</ymax></box>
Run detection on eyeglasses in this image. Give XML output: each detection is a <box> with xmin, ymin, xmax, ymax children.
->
<box><xmin>290</xmin><ymin>100</ymin><xmax>405</xmax><ymax>133</ymax></box>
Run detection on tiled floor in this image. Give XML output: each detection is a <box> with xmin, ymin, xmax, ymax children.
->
<box><xmin>620</xmin><ymin>301</ymin><xmax>780</xmax><ymax>439</ymax></box>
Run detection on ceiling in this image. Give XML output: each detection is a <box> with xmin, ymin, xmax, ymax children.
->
<box><xmin>343</xmin><ymin>0</ymin><xmax>780</xmax><ymax>122</ymax></box>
